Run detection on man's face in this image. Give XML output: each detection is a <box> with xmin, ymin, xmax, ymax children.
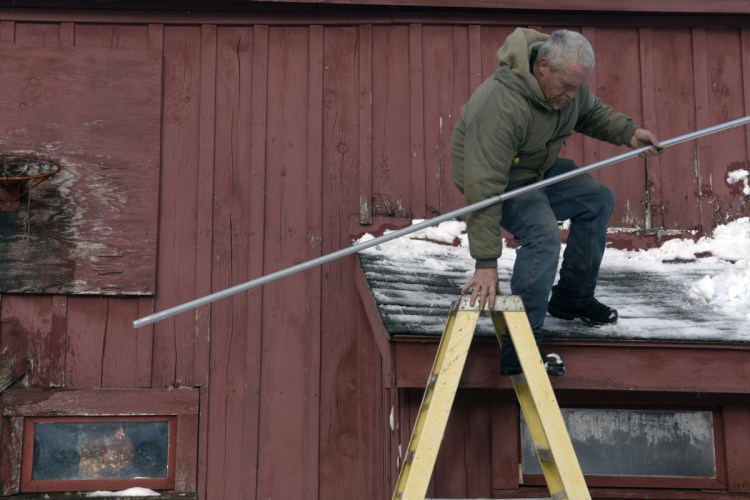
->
<box><xmin>535</xmin><ymin>57</ymin><xmax>590</xmax><ymax>110</ymax></box>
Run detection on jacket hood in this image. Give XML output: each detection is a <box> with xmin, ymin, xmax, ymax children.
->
<box><xmin>495</xmin><ymin>27</ymin><xmax>549</xmax><ymax>105</ymax></box>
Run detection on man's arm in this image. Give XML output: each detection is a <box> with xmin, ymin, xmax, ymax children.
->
<box><xmin>458</xmin><ymin>88</ymin><xmax>527</xmax><ymax>308</ymax></box>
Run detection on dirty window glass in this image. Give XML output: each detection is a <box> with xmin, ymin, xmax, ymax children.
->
<box><xmin>31</xmin><ymin>420</ymin><xmax>169</xmax><ymax>480</ymax></box>
<box><xmin>521</xmin><ymin>409</ymin><xmax>715</xmax><ymax>477</ymax></box>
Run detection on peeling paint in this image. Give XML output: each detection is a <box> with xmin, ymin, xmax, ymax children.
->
<box><xmin>359</xmin><ymin>195</ymin><xmax>371</xmax><ymax>224</ymax></box>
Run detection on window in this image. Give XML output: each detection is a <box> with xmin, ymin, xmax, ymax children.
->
<box><xmin>21</xmin><ymin>416</ymin><xmax>176</xmax><ymax>493</ymax></box>
<box><xmin>521</xmin><ymin>408</ymin><xmax>722</xmax><ymax>488</ymax></box>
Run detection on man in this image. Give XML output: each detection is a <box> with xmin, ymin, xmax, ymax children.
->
<box><xmin>450</xmin><ymin>28</ymin><xmax>660</xmax><ymax>376</ymax></box>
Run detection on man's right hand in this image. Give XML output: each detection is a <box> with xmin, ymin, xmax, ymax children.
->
<box><xmin>461</xmin><ymin>267</ymin><xmax>499</xmax><ymax>310</ymax></box>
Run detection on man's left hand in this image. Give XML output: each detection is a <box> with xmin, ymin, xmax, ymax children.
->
<box><xmin>630</xmin><ymin>128</ymin><xmax>662</xmax><ymax>157</ymax></box>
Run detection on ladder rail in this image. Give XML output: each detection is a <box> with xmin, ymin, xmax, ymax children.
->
<box><xmin>392</xmin><ymin>303</ymin><xmax>479</xmax><ymax>500</ymax></box>
<box><xmin>393</xmin><ymin>295</ymin><xmax>591</xmax><ymax>500</ymax></box>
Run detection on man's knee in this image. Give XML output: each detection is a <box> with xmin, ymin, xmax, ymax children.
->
<box><xmin>516</xmin><ymin>218</ymin><xmax>561</xmax><ymax>250</ymax></box>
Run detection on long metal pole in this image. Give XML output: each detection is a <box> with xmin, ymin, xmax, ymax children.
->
<box><xmin>133</xmin><ymin>115</ymin><xmax>750</xmax><ymax>328</ymax></box>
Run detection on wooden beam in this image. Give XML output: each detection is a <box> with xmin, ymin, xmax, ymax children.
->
<box><xmin>1</xmin><ymin>388</ymin><xmax>199</xmax><ymax>416</ymax></box>
<box><xmin>393</xmin><ymin>340</ymin><xmax>750</xmax><ymax>396</ymax></box>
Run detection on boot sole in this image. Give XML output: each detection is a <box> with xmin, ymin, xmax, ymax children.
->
<box><xmin>548</xmin><ymin>306</ymin><xmax>617</xmax><ymax>326</ymax></box>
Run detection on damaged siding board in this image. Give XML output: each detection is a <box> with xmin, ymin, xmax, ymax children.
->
<box><xmin>0</xmin><ymin>296</ymin><xmax>65</xmax><ymax>389</ymax></box>
<box><xmin>0</xmin><ymin>45</ymin><xmax>161</xmax><ymax>295</ymax></box>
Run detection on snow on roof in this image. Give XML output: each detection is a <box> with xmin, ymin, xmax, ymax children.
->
<box><xmin>357</xmin><ymin>217</ymin><xmax>750</xmax><ymax>343</ymax></box>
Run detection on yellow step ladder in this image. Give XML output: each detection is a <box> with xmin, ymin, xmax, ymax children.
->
<box><xmin>392</xmin><ymin>295</ymin><xmax>591</xmax><ymax>500</ymax></box>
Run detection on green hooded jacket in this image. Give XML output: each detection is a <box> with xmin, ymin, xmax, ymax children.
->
<box><xmin>450</xmin><ymin>27</ymin><xmax>638</xmax><ymax>268</ymax></box>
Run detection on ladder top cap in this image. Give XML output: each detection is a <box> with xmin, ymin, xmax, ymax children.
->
<box><xmin>457</xmin><ymin>295</ymin><xmax>525</xmax><ymax>312</ymax></box>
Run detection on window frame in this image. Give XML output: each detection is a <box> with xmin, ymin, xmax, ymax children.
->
<box><xmin>520</xmin><ymin>405</ymin><xmax>727</xmax><ymax>489</ymax></box>
<box><xmin>21</xmin><ymin>415</ymin><xmax>177</xmax><ymax>493</ymax></box>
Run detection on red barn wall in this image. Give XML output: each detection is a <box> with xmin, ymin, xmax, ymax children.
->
<box><xmin>0</xmin><ymin>3</ymin><xmax>749</xmax><ymax>499</ymax></box>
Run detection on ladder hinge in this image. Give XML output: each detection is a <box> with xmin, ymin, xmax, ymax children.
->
<box><xmin>405</xmin><ymin>450</ymin><xmax>415</xmax><ymax>464</ymax></box>
<box><xmin>551</xmin><ymin>491</ymin><xmax>568</xmax><ymax>500</ymax></box>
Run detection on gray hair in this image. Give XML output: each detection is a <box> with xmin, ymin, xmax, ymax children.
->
<box><xmin>537</xmin><ymin>30</ymin><xmax>595</xmax><ymax>72</ymax></box>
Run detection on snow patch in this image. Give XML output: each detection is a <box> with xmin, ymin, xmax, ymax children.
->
<box><xmin>86</xmin><ymin>487</ymin><xmax>160</xmax><ymax>497</ymax></box>
<box><xmin>727</xmin><ymin>168</ymin><xmax>750</xmax><ymax>195</ymax></box>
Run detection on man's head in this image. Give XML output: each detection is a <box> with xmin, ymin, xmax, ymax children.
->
<box><xmin>533</xmin><ymin>30</ymin><xmax>595</xmax><ymax>109</ymax></box>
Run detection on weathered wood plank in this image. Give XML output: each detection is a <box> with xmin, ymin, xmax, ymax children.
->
<box><xmin>433</xmin><ymin>393</ymin><xmax>492</xmax><ymax>496</ymax></box>
<box><xmin>320</xmin><ymin>24</ymin><xmax>380</xmax><ymax>500</ymax></box>
<box><xmin>74</xmin><ymin>23</ymin><xmax>149</xmax><ymax>49</ymax></box>
<box><xmin>354</xmin><ymin>262</ymin><xmax>394</xmax><ymax>385</ymax></box>
<box><xmin>581</xmin><ymin>26</ymin><xmax>600</xmax><ymax>176</ymax></box>
<box><xmin>702</xmin><ymin>29</ymin><xmax>748</xmax><ymax>226</ymax></box>
<box><xmin>409</xmin><ymin>23</ymin><xmax>426</xmax><ymax>219</ymax></box>
<box><xmin>638</xmin><ymin>27</ymin><xmax>662</xmax><ymax>230</ymax></box>
<box><xmin>422</xmin><ymin>25</ymin><xmax>470</xmax><ymax>217</ymax></box>
<box><xmin>723</xmin><ymin>405</ymin><xmax>750</xmax><ymax>492</ymax></box>
<box><xmin>192</xmin><ymin>23</ymin><xmax>216</xmax><ymax>390</ymax></box>
<box><xmin>0</xmin><ymin>45</ymin><xmax>162</xmax><ymax>294</ymax></box>
<box><xmin>491</xmin><ymin>400</ymin><xmax>519</xmax><ymax>490</ymax></box>
<box><xmin>256</xmin><ymin>25</ymin><xmax>310</xmax><ymax>500</ymax></box>
<box><xmin>238</xmin><ymin>21</ymin><xmax>269</xmax><ymax>497</ymax></box>
<box><xmin>358</xmin><ymin>23</ymin><xmax>373</xmax><ymax>225</ymax></box>
<box><xmin>372</xmin><ymin>25</ymin><xmax>411</xmax><ymax>218</ymax></box>
<box><xmin>305</xmin><ymin>23</ymin><xmax>324</xmax><ymax>500</ymax></box>
<box><xmin>356</xmin><ymin>301</ymin><xmax>388</xmax><ymax>500</ymax></box>
<box><xmin>588</xmin><ymin>27</ymin><xmax>649</xmax><ymax>228</ymax></box>
<box><xmin>1</xmin><ymin>388</ymin><xmax>199</xmax><ymax>416</ymax></box>
<box><xmin>0</xmin><ymin>296</ymin><xmax>64</xmax><ymax>388</ymax></box>
<box><xmin>0</xmin><ymin>416</ymin><xmax>23</xmax><ymax>495</ymax></box>
<box><xmin>151</xmin><ymin>25</ymin><xmax>202</xmax><ymax>388</ymax></box>
<box><xmin>65</xmin><ymin>297</ymin><xmax>107</xmax><ymax>389</ymax></box>
<box><xmin>174</xmin><ymin>414</ymin><xmax>198</xmax><ymax>492</ymax></box>
<box><xmin>101</xmin><ymin>299</ymin><xmax>151</xmax><ymax>389</ymax></box>
<box><xmin>207</xmin><ymin>23</ymin><xmax>263</xmax><ymax>500</ymax></box>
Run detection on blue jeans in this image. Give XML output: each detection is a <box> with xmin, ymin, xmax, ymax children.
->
<box><xmin>500</xmin><ymin>158</ymin><xmax>614</xmax><ymax>345</ymax></box>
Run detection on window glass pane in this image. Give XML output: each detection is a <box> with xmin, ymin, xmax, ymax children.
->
<box><xmin>521</xmin><ymin>409</ymin><xmax>715</xmax><ymax>477</ymax></box>
<box><xmin>32</xmin><ymin>420</ymin><xmax>169</xmax><ymax>480</ymax></box>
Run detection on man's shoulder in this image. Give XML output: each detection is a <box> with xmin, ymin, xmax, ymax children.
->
<box><xmin>469</xmin><ymin>69</ymin><xmax>530</xmax><ymax>113</ymax></box>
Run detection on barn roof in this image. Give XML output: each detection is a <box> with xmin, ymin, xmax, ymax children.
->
<box><xmin>356</xmin><ymin>220</ymin><xmax>750</xmax><ymax>344</ymax></box>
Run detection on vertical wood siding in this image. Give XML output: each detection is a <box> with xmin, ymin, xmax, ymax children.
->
<box><xmin>1</xmin><ymin>12</ymin><xmax>749</xmax><ymax>500</ymax></box>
